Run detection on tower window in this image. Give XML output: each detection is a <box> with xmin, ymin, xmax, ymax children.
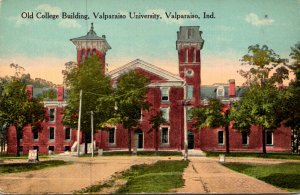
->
<box><xmin>186</xmin><ymin>85</ymin><xmax>193</xmax><ymax>99</ymax></box>
<box><xmin>185</xmin><ymin>49</ymin><xmax>188</xmax><ymax>63</ymax></box>
<box><xmin>187</xmin><ymin>29</ymin><xmax>192</xmax><ymax>39</ymax></box>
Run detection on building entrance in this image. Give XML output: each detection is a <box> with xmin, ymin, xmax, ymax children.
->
<box><xmin>188</xmin><ymin>131</ymin><xmax>194</xmax><ymax>149</ymax></box>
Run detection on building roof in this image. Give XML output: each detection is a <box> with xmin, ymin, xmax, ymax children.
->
<box><xmin>108</xmin><ymin>59</ymin><xmax>184</xmax><ymax>86</ymax></box>
<box><xmin>176</xmin><ymin>26</ymin><xmax>204</xmax><ymax>49</ymax></box>
<box><xmin>70</xmin><ymin>23</ymin><xmax>106</xmax><ymax>41</ymax></box>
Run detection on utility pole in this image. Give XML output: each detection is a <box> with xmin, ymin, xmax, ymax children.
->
<box><xmin>77</xmin><ymin>89</ymin><xmax>82</xmax><ymax>157</ymax></box>
<box><xmin>183</xmin><ymin>82</ymin><xmax>188</xmax><ymax>161</ymax></box>
<box><xmin>91</xmin><ymin>111</ymin><xmax>94</xmax><ymax>158</ymax></box>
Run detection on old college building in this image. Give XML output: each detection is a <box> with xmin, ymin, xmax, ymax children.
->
<box><xmin>7</xmin><ymin>25</ymin><xmax>291</xmax><ymax>155</ymax></box>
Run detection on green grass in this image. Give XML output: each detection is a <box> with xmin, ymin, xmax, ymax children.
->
<box><xmin>223</xmin><ymin>162</ymin><xmax>300</xmax><ymax>191</ymax></box>
<box><xmin>0</xmin><ymin>154</ymin><xmax>50</xmax><ymax>160</ymax></box>
<box><xmin>205</xmin><ymin>151</ymin><xmax>300</xmax><ymax>160</ymax></box>
<box><xmin>0</xmin><ymin>160</ymin><xmax>70</xmax><ymax>174</ymax></box>
<box><xmin>117</xmin><ymin>160</ymin><xmax>189</xmax><ymax>193</ymax></box>
<box><xmin>75</xmin><ymin>160</ymin><xmax>189</xmax><ymax>194</ymax></box>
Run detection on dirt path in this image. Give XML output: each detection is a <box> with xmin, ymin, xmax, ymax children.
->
<box><xmin>177</xmin><ymin>157</ymin><xmax>289</xmax><ymax>194</ymax></box>
<box><xmin>0</xmin><ymin>156</ymin><xmax>180</xmax><ymax>194</ymax></box>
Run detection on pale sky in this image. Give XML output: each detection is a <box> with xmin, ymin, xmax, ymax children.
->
<box><xmin>0</xmin><ymin>0</ymin><xmax>299</xmax><ymax>85</ymax></box>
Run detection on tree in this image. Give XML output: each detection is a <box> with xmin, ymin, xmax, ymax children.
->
<box><xmin>0</xmin><ymin>79</ymin><xmax>45</xmax><ymax>156</ymax></box>
<box><xmin>233</xmin><ymin>44</ymin><xmax>289</xmax><ymax>154</ymax></box>
<box><xmin>191</xmin><ymin>98</ymin><xmax>231</xmax><ymax>153</ymax></box>
<box><xmin>231</xmin><ymin>83</ymin><xmax>284</xmax><ymax>154</ymax></box>
<box><xmin>62</xmin><ymin>56</ymin><xmax>114</xmax><ymax>154</ymax></box>
<box><xmin>149</xmin><ymin>111</ymin><xmax>167</xmax><ymax>153</ymax></box>
<box><xmin>239</xmin><ymin>44</ymin><xmax>288</xmax><ymax>86</ymax></box>
<box><xmin>283</xmin><ymin>42</ymin><xmax>300</xmax><ymax>153</ymax></box>
<box><xmin>113</xmin><ymin>71</ymin><xmax>149</xmax><ymax>154</ymax></box>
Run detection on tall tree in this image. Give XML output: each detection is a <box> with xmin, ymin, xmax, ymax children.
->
<box><xmin>149</xmin><ymin>111</ymin><xmax>167</xmax><ymax>153</ymax></box>
<box><xmin>233</xmin><ymin>44</ymin><xmax>289</xmax><ymax>154</ymax></box>
<box><xmin>62</xmin><ymin>56</ymin><xmax>113</xmax><ymax>154</ymax></box>
<box><xmin>191</xmin><ymin>98</ymin><xmax>231</xmax><ymax>153</ymax></box>
<box><xmin>0</xmin><ymin>79</ymin><xmax>45</xmax><ymax>156</ymax></box>
<box><xmin>113</xmin><ymin>71</ymin><xmax>149</xmax><ymax>154</ymax></box>
<box><xmin>283</xmin><ymin>42</ymin><xmax>300</xmax><ymax>153</ymax></box>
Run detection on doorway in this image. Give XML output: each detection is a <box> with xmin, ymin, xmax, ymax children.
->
<box><xmin>135</xmin><ymin>129</ymin><xmax>143</xmax><ymax>149</ymax></box>
<box><xmin>188</xmin><ymin>131</ymin><xmax>194</xmax><ymax>149</ymax></box>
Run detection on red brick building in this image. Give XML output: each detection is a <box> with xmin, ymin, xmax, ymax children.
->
<box><xmin>6</xmin><ymin>25</ymin><xmax>291</xmax><ymax>155</ymax></box>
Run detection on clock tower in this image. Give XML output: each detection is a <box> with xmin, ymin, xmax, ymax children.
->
<box><xmin>70</xmin><ymin>23</ymin><xmax>111</xmax><ymax>74</ymax></box>
<box><xmin>176</xmin><ymin>26</ymin><xmax>204</xmax><ymax>106</ymax></box>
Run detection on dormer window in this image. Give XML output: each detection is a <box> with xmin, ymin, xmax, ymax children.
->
<box><xmin>216</xmin><ymin>86</ymin><xmax>225</xmax><ymax>97</ymax></box>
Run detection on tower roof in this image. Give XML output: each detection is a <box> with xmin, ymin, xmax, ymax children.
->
<box><xmin>176</xmin><ymin>26</ymin><xmax>204</xmax><ymax>50</ymax></box>
<box><xmin>70</xmin><ymin>23</ymin><xmax>108</xmax><ymax>41</ymax></box>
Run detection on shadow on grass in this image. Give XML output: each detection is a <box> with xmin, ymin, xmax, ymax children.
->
<box><xmin>259</xmin><ymin>173</ymin><xmax>300</xmax><ymax>190</ymax></box>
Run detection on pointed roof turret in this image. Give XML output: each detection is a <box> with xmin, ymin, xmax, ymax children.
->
<box><xmin>70</xmin><ymin>23</ymin><xmax>111</xmax><ymax>52</ymax></box>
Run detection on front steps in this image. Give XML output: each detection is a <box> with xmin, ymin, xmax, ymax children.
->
<box><xmin>182</xmin><ymin>149</ymin><xmax>206</xmax><ymax>157</ymax></box>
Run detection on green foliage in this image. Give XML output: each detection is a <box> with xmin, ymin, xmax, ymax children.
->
<box><xmin>109</xmin><ymin>70</ymin><xmax>149</xmax><ymax>153</ymax></box>
<box><xmin>0</xmin><ymin>160</ymin><xmax>69</xmax><ymax>174</ymax></box>
<box><xmin>191</xmin><ymin>98</ymin><xmax>228</xmax><ymax>129</ymax></box>
<box><xmin>62</xmin><ymin>56</ymin><xmax>113</xmax><ymax>143</ymax></box>
<box><xmin>117</xmin><ymin>160</ymin><xmax>188</xmax><ymax>193</ymax></box>
<box><xmin>239</xmin><ymin>44</ymin><xmax>288</xmax><ymax>85</ymax></box>
<box><xmin>224</xmin><ymin>162</ymin><xmax>300</xmax><ymax>191</ymax></box>
<box><xmin>0</xmin><ymin>78</ymin><xmax>45</xmax><ymax>156</ymax></box>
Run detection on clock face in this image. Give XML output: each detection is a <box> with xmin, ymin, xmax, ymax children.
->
<box><xmin>185</xmin><ymin>69</ymin><xmax>194</xmax><ymax>77</ymax></box>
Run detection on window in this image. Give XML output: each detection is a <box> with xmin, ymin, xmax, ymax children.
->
<box><xmin>161</xmin><ymin>87</ymin><xmax>169</xmax><ymax>101</ymax></box>
<box><xmin>64</xmin><ymin>146</ymin><xmax>71</xmax><ymax>151</ymax></box>
<box><xmin>186</xmin><ymin>107</ymin><xmax>193</xmax><ymax>120</ymax></box>
<box><xmin>48</xmin><ymin>146</ymin><xmax>54</xmax><ymax>152</ymax></box>
<box><xmin>161</xmin><ymin>127</ymin><xmax>169</xmax><ymax>144</ymax></box>
<box><xmin>65</xmin><ymin>127</ymin><xmax>71</xmax><ymax>140</ymax></box>
<box><xmin>49</xmin><ymin>108</ymin><xmax>55</xmax><ymax>122</ymax></box>
<box><xmin>218</xmin><ymin>131</ymin><xmax>224</xmax><ymax>145</ymax></box>
<box><xmin>49</xmin><ymin>127</ymin><xmax>55</xmax><ymax>140</ymax></box>
<box><xmin>185</xmin><ymin>49</ymin><xmax>188</xmax><ymax>62</ymax></box>
<box><xmin>216</xmin><ymin>86</ymin><xmax>225</xmax><ymax>97</ymax></box>
<box><xmin>108</xmin><ymin>127</ymin><xmax>115</xmax><ymax>144</ymax></box>
<box><xmin>193</xmin><ymin>48</ymin><xmax>196</xmax><ymax>62</ymax></box>
<box><xmin>266</xmin><ymin>131</ymin><xmax>273</xmax><ymax>145</ymax></box>
<box><xmin>187</xmin><ymin>29</ymin><xmax>192</xmax><ymax>39</ymax></box>
<box><xmin>33</xmin><ymin>130</ymin><xmax>39</xmax><ymax>140</ymax></box>
<box><xmin>242</xmin><ymin>132</ymin><xmax>249</xmax><ymax>145</ymax></box>
<box><xmin>160</xmin><ymin>107</ymin><xmax>169</xmax><ymax>121</ymax></box>
<box><xmin>186</xmin><ymin>85</ymin><xmax>193</xmax><ymax>99</ymax></box>
<box><xmin>33</xmin><ymin>146</ymin><xmax>39</xmax><ymax>151</ymax></box>
<box><xmin>185</xmin><ymin>69</ymin><xmax>194</xmax><ymax>77</ymax></box>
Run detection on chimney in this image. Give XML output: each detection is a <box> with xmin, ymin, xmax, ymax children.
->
<box><xmin>229</xmin><ymin>79</ymin><xmax>236</xmax><ymax>97</ymax></box>
<box><xmin>26</xmin><ymin>85</ymin><xmax>33</xmax><ymax>100</ymax></box>
<box><xmin>57</xmin><ymin>86</ymin><xmax>64</xmax><ymax>101</ymax></box>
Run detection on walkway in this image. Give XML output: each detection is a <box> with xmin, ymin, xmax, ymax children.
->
<box><xmin>177</xmin><ymin>157</ymin><xmax>288</xmax><ymax>194</ymax></box>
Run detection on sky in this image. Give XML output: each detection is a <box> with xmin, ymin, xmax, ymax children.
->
<box><xmin>0</xmin><ymin>0</ymin><xmax>299</xmax><ymax>86</ymax></box>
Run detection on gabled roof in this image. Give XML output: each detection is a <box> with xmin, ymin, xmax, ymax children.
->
<box><xmin>108</xmin><ymin>59</ymin><xmax>184</xmax><ymax>84</ymax></box>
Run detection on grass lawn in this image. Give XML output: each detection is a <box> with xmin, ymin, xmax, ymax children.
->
<box><xmin>223</xmin><ymin>162</ymin><xmax>300</xmax><ymax>192</ymax></box>
<box><xmin>117</xmin><ymin>160</ymin><xmax>188</xmax><ymax>193</ymax></box>
<box><xmin>0</xmin><ymin>160</ymin><xmax>70</xmax><ymax>174</ymax></box>
<box><xmin>76</xmin><ymin>160</ymin><xmax>189</xmax><ymax>194</ymax></box>
<box><xmin>205</xmin><ymin>151</ymin><xmax>300</xmax><ymax>160</ymax></box>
